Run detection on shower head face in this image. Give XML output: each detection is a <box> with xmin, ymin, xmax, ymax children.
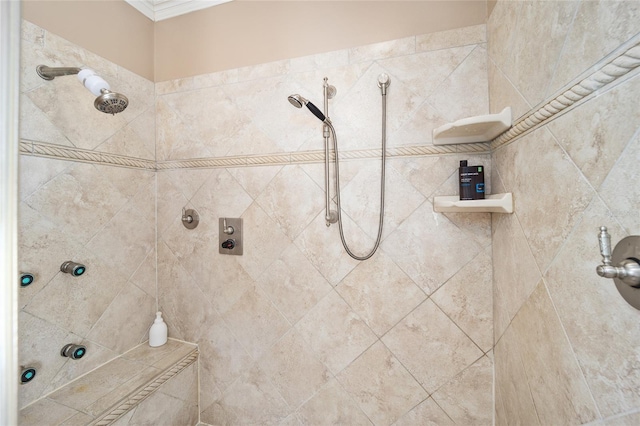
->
<box><xmin>95</xmin><ymin>90</ymin><xmax>128</xmax><ymax>115</ymax></box>
<box><xmin>288</xmin><ymin>94</ymin><xmax>307</xmax><ymax>108</ymax></box>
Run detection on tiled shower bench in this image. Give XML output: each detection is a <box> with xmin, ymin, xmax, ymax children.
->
<box><xmin>20</xmin><ymin>339</ymin><xmax>199</xmax><ymax>426</ymax></box>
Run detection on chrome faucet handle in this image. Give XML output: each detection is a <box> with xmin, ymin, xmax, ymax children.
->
<box><xmin>598</xmin><ymin>226</ymin><xmax>612</xmax><ymax>266</ymax></box>
<box><xmin>223</xmin><ymin>218</ymin><xmax>234</xmax><ymax>235</ymax></box>
<box><xmin>596</xmin><ymin>226</ymin><xmax>640</xmax><ymax>287</ymax></box>
<box><xmin>182</xmin><ymin>207</ymin><xmax>192</xmax><ymax>223</ymax></box>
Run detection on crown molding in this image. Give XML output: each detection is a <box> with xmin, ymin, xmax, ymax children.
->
<box><xmin>124</xmin><ymin>0</ymin><xmax>232</xmax><ymax>22</ymax></box>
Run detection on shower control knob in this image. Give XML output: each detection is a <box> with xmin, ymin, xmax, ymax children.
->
<box><xmin>61</xmin><ymin>344</ymin><xmax>87</xmax><ymax>360</ymax></box>
<box><xmin>221</xmin><ymin>239</ymin><xmax>235</xmax><ymax>250</ymax></box>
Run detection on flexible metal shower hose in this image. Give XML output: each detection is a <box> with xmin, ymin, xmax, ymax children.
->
<box><xmin>326</xmin><ymin>93</ymin><xmax>387</xmax><ymax>261</ymax></box>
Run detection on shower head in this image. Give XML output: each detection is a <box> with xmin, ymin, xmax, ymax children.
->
<box><xmin>95</xmin><ymin>89</ymin><xmax>128</xmax><ymax>115</ymax></box>
<box><xmin>36</xmin><ymin>65</ymin><xmax>129</xmax><ymax>115</ymax></box>
<box><xmin>287</xmin><ymin>94</ymin><xmax>326</xmax><ymax>122</ymax></box>
<box><xmin>288</xmin><ymin>94</ymin><xmax>307</xmax><ymax>108</ymax></box>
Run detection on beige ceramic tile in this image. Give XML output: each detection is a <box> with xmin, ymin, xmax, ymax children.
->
<box><xmin>377</xmin><ymin>45</ymin><xmax>475</xmax><ymax>101</ymax></box>
<box><xmin>259</xmin><ymin>330</ymin><xmax>331</xmax><ymax>409</ymax></box>
<box><xmin>548</xmin><ymin>76</ymin><xmax>640</xmax><ymax>190</ymax></box>
<box><xmin>487</xmin><ymin>57</ymin><xmax>531</xmax><ymax>120</ymax></box>
<box><xmin>20</xmin><ymin>95</ymin><xmax>72</xmax><ymax>147</ymax></box>
<box><xmin>337</xmin><ymin>341</ymin><xmax>426</xmax><ymax>425</ymax></box>
<box><xmin>431</xmin><ymin>356</ymin><xmax>493</xmax><ymax>425</ymax></box>
<box><xmin>599</xmin><ymin>130</ymin><xmax>640</xmax><ymax>235</ymax></box>
<box><xmin>59</xmin><ymin>412</ymin><xmax>95</xmax><ymax>426</ymax></box>
<box><xmin>86</xmin><ymin>202</ymin><xmax>154</xmax><ymax>280</ymax></box>
<box><xmin>544</xmin><ymin>196</ymin><xmax>640</xmax><ymax>417</ymax></box>
<box><xmin>257</xmin><ymin>243</ymin><xmax>332</xmax><ymax>324</ymax></box>
<box><xmin>193</xmin><ymin>68</ymin><xmax>239</xmax><ymax>90</ymax></box>
<box><xmin>256</xmin><ymin>165</ymin><xmax>325</xmax><ymax>240</ymax></box>
<box><xmin>494</xmin><ymin>325</ymin><xmax>540</xmax><ymax>425</ymax></box>
<box><xmin>492</xmin><ymin>127</ymin><xmax>594</xmax><ymax>272</ymax></box>
<box><xmin>198</xmin><ymin>318</ymin><xmax>253</xmax><ymax>393</ymax></box>
<box><xmin>83</xmin><ymin>365</ymin><xmax>161</xmax><ymax>417</ymax></box>
<box><xmin>296</xmin><ymin>379</ymin><xmax>373</xmax><ymax>426</ymax></box>
<box><xmin>382</xmin><ymin>299</ymin><xmax>483</xmax><ymax>393</ymax></box>
<box><xmin>156</xmin><ymin>241</ymin><xmax>215</xmax><ymax>342</ymax></box>
<box><xmin>604</xmin><ymin>411</ymin><xmax>640</xmax><ymax>426</ymax></box>
<box><xmin>390</xmin><ymin>156</ymin><xmax>457</xmax><ymax>199</ymax></box>
<box><xmin>349</xmin><ymin>36</ymin><xmax>415</xmax><ymax>63</ymax></box>
<box><xmin>512</xmin><ymin>281</ymin><xmax>599</xmax><ymax>424</ymax></box>
<box><xmin>47</xmin><ymin>357</ymin><xmax>144</xmax><ymax>410</ymax></box>
<box><xmin>339</xmin><ymin>159</ymin><xmax>425</xmax><ymax>240</ymax></box>
<box><xmin>431</xmin><ymin>247</ymin><xmax>493</xmax><ymax>352</ymax></box>
<box><xmin>417</xmin><ymin>24</ymin><xmax>486</xmax><ymax>51</ymax></box>
<box><xmin>427</xmin><ymin>45</ymin><xmax>489</xmax><ymax>123</ymax></box>
<box><xmin>331</xmin><ymin>63</ymin><xmax>424</xmax><ymax>151</ymax></box>
<box><xmin>548</xmin><ymin>0</ymin><xmax>640</xmax><ymax>97</ymax></box>
<box><xmin>19</xmin><ymin>398</ymin><xmax>79</xmax><ymax>426</ymax></box>
<box><xmin>382</xmin><ymin>201</ymin><xmax>482</xmax><ymax>295</ymax></box>
<box><xmin>502</xmin><ymin>1</ymin><xmax>579</xmax><ymax>106</ymax></box>
<box><xmin>24</xmin><ymin>162</ymin><xmax>128</xmax><ymax>244</ymax></box>
<box><xmin>337</xmin><ymin>250</ymin><xmax>425</xmax><ymax>336</ymax></box>
<box><xmin>295</xmin><ymin>291</ymin><xmax>376</xmax><ymax>375</ymax></box>
<box><xmin>220</xmin><ymin>363</ymin><xmax>291</xmax><ymax>425</ymax></box>
<box><xmin>97</xmin><ymin>107</ymin><xmax>156</xmax><ymax>160</ymax></box>
<box><xmin>289</xmin><ymin>49</ymin><xmax>350</xmax><ymax>73</ymax></box>
<box><xmin>294</xmin><ymin>210</ymin><xmax>363</xmax><ymax>286</ymax></box>
<box><xmin>227</xmin><ymin>164</ymin><xmax>282</xmax><ymax>199</ymax></box>
<box><xmin>121</xmin><ymin>338</ymin><xmax>196</xmax><ymax>366</ymax></box>
<box><xmin>86</xmin><ymin>282</ymin><xmax>156</xmax><ymax>353</ymax></box>
<box><xmin>190</xmin><ymin>167</ymin><xmax>254</xmax><ymax>221</ymax></box>
<box><xmin>18</xmin><ymin>155</ymin><xmax>70</xmax><ymax>202</ymax></box>
<box><xmin>394</xmin><ymin>398</ymin><xmax>454</xmax><ymax>426</ymax></box>
<box><xmin>221</xmin><ymin>284</ymin><xmax>290</xmax><ymax>360</ymax></box>
<box><xmin>236</xmin><ymin>202</ymin><xmax>293</xmax><ymax>280</ymax></box>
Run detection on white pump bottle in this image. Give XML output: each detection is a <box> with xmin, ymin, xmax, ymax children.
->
<box><xmin>149</xmin><ymin>312</ymin><xmax>168</xmax><ymax>347</ymax></box>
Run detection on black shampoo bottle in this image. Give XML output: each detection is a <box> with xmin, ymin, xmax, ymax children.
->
<box><xmin>459</xmin><ymin>160</ymin><xmax>485</xmax><ymax>200</ymax></box>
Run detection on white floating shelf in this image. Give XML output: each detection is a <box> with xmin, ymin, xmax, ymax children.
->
<box><xmin>433</xmin><ymin>193</ymin><xmax>513</xmax><ymax>214</ymax></box>
<box><xmin>433</xmin><ymin>107</ymin><xmax>512</xmax><ymax>145</ymax></box>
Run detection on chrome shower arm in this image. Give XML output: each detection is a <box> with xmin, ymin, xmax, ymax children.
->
<box><xmin>36</xmin><ymin>65</ymin><xmax>82</xmax><ymax>80</ymax></box>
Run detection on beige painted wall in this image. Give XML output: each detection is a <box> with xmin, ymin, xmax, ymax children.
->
<box><xmin>22</xmin><ymin>1</ymin><xmax>487</xmax><ymax>82</ymax></box>
<box><xmin>154</xmin><ymin>1</ymin><xmax>486</xmax><ymax>81</ymax></box>
<box><xmin>21</xmin><ymin>0</ymin><xmax>155</xmax><ymax>80</ymax></box>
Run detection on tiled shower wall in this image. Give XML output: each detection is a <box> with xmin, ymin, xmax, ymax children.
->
<box><xmin>488</xmin><ymin>1</ymin><xmax>640</xmax><ymax>424</ymax></box>
<box><xmin>155</xmin><ymin>26</ymin><xmax>494</xmax><ymax>425</ymax></box>
<box><xmin>18</xmin><ymin>21</ymin><xmax>156</xmax><ymax>408</ymax></box>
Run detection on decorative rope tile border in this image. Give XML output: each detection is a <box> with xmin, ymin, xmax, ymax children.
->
<box><xmin>156</xmin><ymin>143</ymin><xmax>491</xmax><ymax>170</ymax></box>
<box><xmin>21</xmin><ymin>139</ymin><xmax>490</xmax><ymax>171</ymax></box>
<box><xmin>491</xmin><ymin>40</ymin><xmax>640</xmax><ymax>150</ymax></box>
<box><xmin>90</xmin><ymin>350</ymin><xmax>199</xmax><ymax>426</ymax></box>
<box><xmin>20</xmin><ymin>140</ymin><xmax>156</xmax><ymax>170</ymax></box>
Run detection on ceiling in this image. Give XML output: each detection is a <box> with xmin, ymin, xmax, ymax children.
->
<box><xmin>124</xmin><ymin>0</ymin><xmax>233</xmax><ymax>21</ymax></box>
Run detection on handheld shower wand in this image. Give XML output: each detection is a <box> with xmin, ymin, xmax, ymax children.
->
<box><xmin>287</xmin><ymin>94</ymin><xmax>327</xmax><ymax>123</ymax></box>
<box><xmin>287</xmin><ymin>74</ymin><xmax>391</xmax><ymax>261</ymax></box>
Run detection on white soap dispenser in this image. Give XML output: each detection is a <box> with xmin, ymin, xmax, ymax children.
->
<box><xmin>149</xmin><ymin>312</ymin><xmax>168</xmax><ymax>347</ymax></box>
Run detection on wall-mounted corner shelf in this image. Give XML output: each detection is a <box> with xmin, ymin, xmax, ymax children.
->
<box><xmin>433</xmin><ymin>193</ymin><xmax>513</xmax><ymax>213</ymax></box>
<box><xmin>433</xmin><ymin>107</ymin><xmax>512</xmax><ymax>145</ymax></box>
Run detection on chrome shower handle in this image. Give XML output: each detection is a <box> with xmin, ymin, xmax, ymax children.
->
<box><xmin>223</xmin><ymin>218</ymin><xmax>234</xmax><ymax>235</ymax></box>
<box><xmin>598</xmin><ymin>226</ymin><xmax>612</xmax><ymax>266</ymax></box>
<box><xmin>596</xmin><ymin>226</ymin><xmax>640</xmax><ymax>287</ymax></box>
